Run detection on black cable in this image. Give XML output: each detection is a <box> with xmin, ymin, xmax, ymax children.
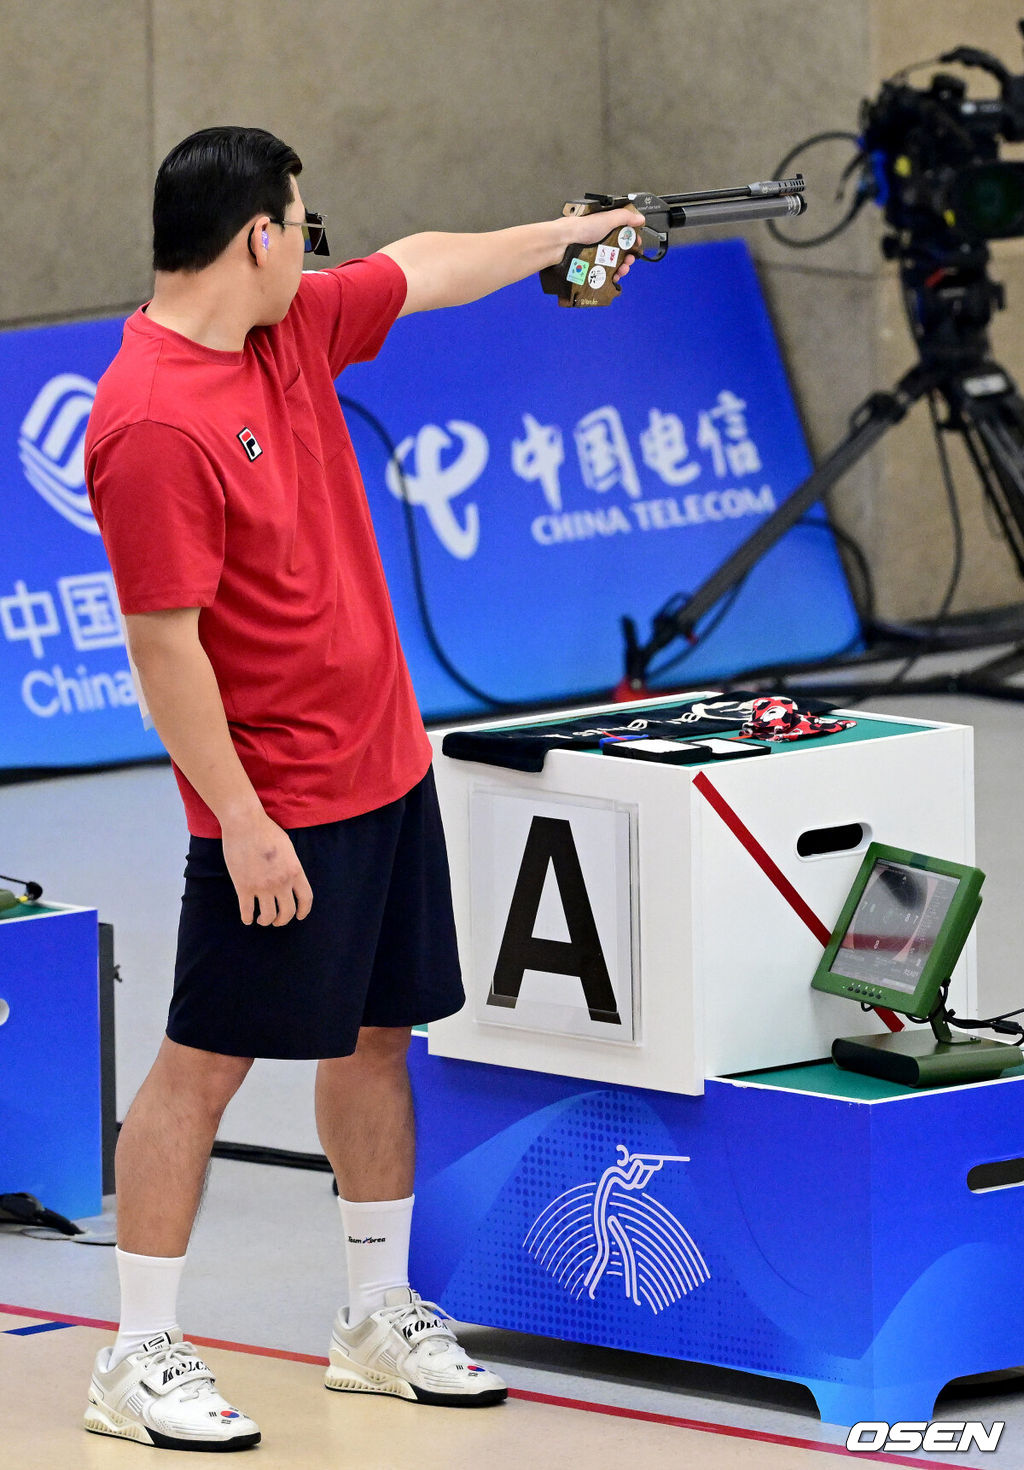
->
<box><xmin>792</xmin><ymin>515</ymin><xmax>876</xmax><ymax>660</ymax></box>
<box><xmin>864</xmin><ymin>981</ymin><xmax>1024</xmax><ymax>1045</ymax></box>
<box><xmin>862</xmin><ymin>390</ymin><xmax>964</xmax><ymax>697</ymax></box>
<box><xmin>950</xmin><ymin>1007</ymin><xmax>1024</xmax><ymax>1044</ymax></box>
<box><xmin>342</xmin><ymin>394</ymin><xmax>859</xmax><ymax>703</ymax></box>
<box><xmin>646</xmin><ymin>507</ymin><xmax>876</xmax><ymax>685</ymax></box>
<box><xmin>816</xmin><ymin>519</ymin><xmax>877</xmax><ymax>633</ymax></box>
<box><xmin>887</xmin><ymin>56</ymin><xmax>943</xmax><ymax>85</ymax></box>
<box><xmin>338</xmin><ymin>395</ymin><xmax>518</xmax><ymax>710</ymax></box>
<box><xmin>644</xmin><ymin>577</ymin><xmax>749</xmax><ymax>681</ymax></box>
<box><xmin>852</xmin><ymin>224</ymin><xmax>968</xmax><ymax>696</ymax></box>
<box><xmin>210</xmin><ymin>1138</ymin><xmax>333</xmax><ymax>1173</ymax></box>
<box><xmin>948</xmin><ymin>999</ymin><xmax>1024</xmax><ymax>1030</ymax></box>
<box><xmin>766</xmin><ymin>131</ymin><xmax>869</xmax><ymax>249</ymax></box>
<box><xmin>902</xmin><ymin>982</ymin><xmax>952</xmax><ymax>1027</ymax></box>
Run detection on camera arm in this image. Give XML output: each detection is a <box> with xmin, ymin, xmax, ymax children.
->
<box><xmin>937</xmin><ymin>39</ymin><xmax>1024</xmax><ymax>140</ymax></box>
<box><xmin>939</xmin><ymin>45</ymin><xmax>1013</xmax><ymax>88</ymax></box>
<box><xmin>539</xmin><ymin>177</ymin><xmax>807</xmax><ymax>306</ymax></box>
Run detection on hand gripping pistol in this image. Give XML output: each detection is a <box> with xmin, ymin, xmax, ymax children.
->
<box><xmin>539</xmin><ymin>176</ymin><xmax>806</xmax><ymax>306</ymax></box>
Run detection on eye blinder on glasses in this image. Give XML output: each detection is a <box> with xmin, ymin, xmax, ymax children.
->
<box><xmin>247</xmin><ymin>210</ymin><xmax>330</xmax><ymax>259</ymax></box>
<box><xmin>278</xmin><ymin>210</ymin><xmax>330</xmax><ymax>256</ymax></box>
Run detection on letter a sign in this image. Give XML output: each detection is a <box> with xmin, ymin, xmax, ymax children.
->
<box><xmin>469</xmin><ymin>791</ymin><xmax>636</xmax><ymax>1041</ymax></box>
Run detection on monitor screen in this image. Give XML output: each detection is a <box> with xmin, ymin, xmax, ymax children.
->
<box><xmin>827</xmin><ymin>860</ymin><xmax>962</xmax><ymax>995</ymax></box>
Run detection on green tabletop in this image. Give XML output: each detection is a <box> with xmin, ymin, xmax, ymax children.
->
<box><xmin>0</xmin><ymin>901</ymin><xmax>58</xmax><ymax>922</ymax></box>
<box><xmin>781</xmin><ymin>715</ymin><xmax>927</xmax><ymax>749</ymax></box>
<box><xmin>728</xmin><ymin>1058</ymin><xmax>1024</xmax><ymax>1100</ymax></box>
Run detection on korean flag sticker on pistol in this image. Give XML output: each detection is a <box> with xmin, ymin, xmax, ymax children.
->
<box><xmin>567</xmin><ymin>257</ymin><xmax>589</xmax><ymax>285</ymax></box>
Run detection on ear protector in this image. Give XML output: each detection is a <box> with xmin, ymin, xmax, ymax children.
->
<box><xmin>261</xmin><ymin>229</ymin><xmax>270</xmax><ymax>249</ymax></box>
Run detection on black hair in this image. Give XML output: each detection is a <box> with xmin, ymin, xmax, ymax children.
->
<box><xmin>153</xmin><ymin>126</ymin><xmax>303</xmax><ymax>272</ymax></box>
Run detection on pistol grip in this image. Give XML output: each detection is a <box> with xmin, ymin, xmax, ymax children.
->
<box><xmin>539</xmin><ymin>219</ymin><xmax>642</xmax><ymax>307</ymax></box>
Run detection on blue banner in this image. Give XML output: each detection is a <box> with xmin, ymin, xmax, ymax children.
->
<box><xmin>343</xmin><ymin>238</ymin><xmax>860</xmax><ymax>715</ymax></box>
<box><xmin>0</xmin><ymin>239</ymin><xmax>859</xmax><ymax>770</ymax></box>
<box><xmin>0</xmin><ymin>317</ymin><xmax>165</xmax><ymax>770</ymax></box>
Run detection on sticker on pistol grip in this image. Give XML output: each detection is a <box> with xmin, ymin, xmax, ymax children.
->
<box><xmin>567</xmin><ymin>257</ymin><xmax>589</xmax><ymax>285</ymax></box>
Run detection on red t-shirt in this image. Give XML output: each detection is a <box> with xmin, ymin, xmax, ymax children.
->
<box><xmin>85</xmin><ymin>253</ymin><xmax>432</xmax><ymax>837</ymax></box>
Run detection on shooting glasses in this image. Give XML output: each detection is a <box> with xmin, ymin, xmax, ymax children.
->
<box><xmin>247</xmin><ymin>209</ymin><xmax>330</xmax><ymax>260</ymax></box>
<box><xmin>272</xmin><ymin>209</ymin><xmax>330</xmax><ymax>255</ymax></box>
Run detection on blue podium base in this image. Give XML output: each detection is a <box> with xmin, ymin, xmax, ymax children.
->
<box><xmin>408</xmin><ymin>1037</ymin><xmax>1024</xmax><ymax>1426</ymax></box>
<box><xmin>0</xmin><ymin>906</ymin><xmax>102</xmax><ymax>1219</ymax></box>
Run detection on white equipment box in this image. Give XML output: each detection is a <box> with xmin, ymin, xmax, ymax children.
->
<box><xmin>428</xmin><ymin>697</ymin><xmax>975</xmax><ymax>1095</ymax></box>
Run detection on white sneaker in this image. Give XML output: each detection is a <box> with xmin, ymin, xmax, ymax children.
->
<box><xmin>83</xmin><ymin>1330</ymin><xmax>261</xmax><ymax>1451</ymax></box>
<box><xmin>325</xmin><ymin>1288</ymin><xmax>507</xmax><ymax>1407</ymax></box>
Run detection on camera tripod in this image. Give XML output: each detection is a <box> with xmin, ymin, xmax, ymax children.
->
<box><xmin>622</xmin><ymin>245</ymin><xmax>1024</xmax><ymax>700</ymax></box>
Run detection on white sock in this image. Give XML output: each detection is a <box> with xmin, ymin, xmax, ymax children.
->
<box><xmin>109</xmin><ymin>1247</ymin><xmax>187</xmax><ymax>1367</ymax></box>
<box><xmin>338</xmin><ymin>1194</ymin><xmax>414</xmax><ymax>1324</ymax></box>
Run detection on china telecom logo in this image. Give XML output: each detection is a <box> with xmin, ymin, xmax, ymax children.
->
<box><xmin>18</xmin><ymin>373</ymin><xmax>99</xmax><ymax>534</ymax></box>
<box><xmin>524</xmin><ymin>1145</ymin><xmax>710</xmax><ymax>1314</ymax></box>
<box><xmin>385</xmin><ymin>420</ymin><xmax>488</xmax><ymax>560</ymax></box>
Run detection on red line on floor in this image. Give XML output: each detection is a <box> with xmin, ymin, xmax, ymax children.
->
<box><xmin>510</xmin><ymin>1387</ymin><xmax>960</xmax><ymax>1467</ymax></box>
<box><xmin>0</xmin><ymin>1303</ymin><xmax>326</xmax><ymax>1365</ymax></box>
<box><xmin>1</xmin><ymin>1303</ymin><xmax>956</xmax><ymax>1467</ymax></box>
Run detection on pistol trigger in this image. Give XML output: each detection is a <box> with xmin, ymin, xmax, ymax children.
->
<box><xmin>637</xmin><ymin>227</ymin><xmax>668</xmax><ymax>262</ymax></box>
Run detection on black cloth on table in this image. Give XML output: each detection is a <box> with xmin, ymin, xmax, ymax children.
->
<box><xmin>441</xmin><ymin>690</ymin><xmax>842</xmax><ymax>772</ymax></box>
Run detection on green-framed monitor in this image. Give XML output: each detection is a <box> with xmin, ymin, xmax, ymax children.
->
<box><xmin>811</xmin><ymin>843</ymin><xmax>984</xmax><ymax>1018</ymax></box>
<box><xmin>811</xmin><ymin>843</ymin><xmax>1020</xmax><ymax>1086</ymax></box>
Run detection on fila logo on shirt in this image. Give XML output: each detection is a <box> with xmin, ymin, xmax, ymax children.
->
<box><xmin>237</xmin><ymin>427</ymin><xmax>263</xmax><ymax>461</ymax></box>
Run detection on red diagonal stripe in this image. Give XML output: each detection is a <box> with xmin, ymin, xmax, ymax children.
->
<box><xmin>874</xmin><ymin>1006</ymin><xmax>904</xmax><ymax>1033</ymax></box>
<box><xmin>693</xmin><ymin>769</ymin><xmax>832</xmax><ymax>944</ymax></box>
<box><xmin>691</xmin><ymin>770</ymin><xmax>903</xmax><ymax>1033</ymax></box>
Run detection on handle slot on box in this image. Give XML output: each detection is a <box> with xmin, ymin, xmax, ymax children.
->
<box><xmin>967</xmin><ymin>1158</ymin><xmax>1024</xmax><ymax>1193</ymax></box>
<box><xmin>797</xmin><ymin>822</ymin><xmax>870</xmax><ymax>858</ymax></box>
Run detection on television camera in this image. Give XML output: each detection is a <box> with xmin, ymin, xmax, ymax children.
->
<box><xmin>623</xmin><ymin>21</ymin><xmax>1024</xmax><ymax>694</ymax></box>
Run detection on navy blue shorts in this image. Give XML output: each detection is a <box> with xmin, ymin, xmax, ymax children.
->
<box><xmin>166</xmin><ymin>769</ymin><xmax>465</xmax><ymax>1059</ymax></box>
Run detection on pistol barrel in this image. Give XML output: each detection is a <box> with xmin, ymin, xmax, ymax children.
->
<box><xmin>660</xmin><ymin>193</ymin><xmax>807</xmax><ymax>231</ymax></box>
<box><xmin>655</xmin><ymin>176</ymin><xmax>806</xmax><ymax>207</ymax></box>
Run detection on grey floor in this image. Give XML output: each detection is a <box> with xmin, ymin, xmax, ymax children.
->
<box><xmin>3</xmin><ymin>1155</ymin><xmax>1024</xmax><ymax>1467</ymax></box>
<box><xmin>4</xmin><ymin>666</ymin><xmax>1024</xmax><ymax>1464</ymax></box>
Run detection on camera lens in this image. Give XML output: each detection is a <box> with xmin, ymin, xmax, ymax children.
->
<box><xmin>950</xmin><ymin>162</ymin><xmax>1024</xmax><ymax>238</ymax></box>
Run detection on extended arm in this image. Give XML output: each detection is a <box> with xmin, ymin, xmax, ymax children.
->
<box><xmin>125</xmin><ymin>608</ymin><xmax>313</xmax><ymax>927</ymax></box>
<box><xmin>379</xmin><ymin>206</ymin><xmax>645</xmax><ymax>314</ymax></box>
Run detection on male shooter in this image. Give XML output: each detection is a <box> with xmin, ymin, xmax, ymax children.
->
<box><xmin>83</xmin><ymin>125</ymin><xmax>641</xmax><ymax>1450</ymax></box>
